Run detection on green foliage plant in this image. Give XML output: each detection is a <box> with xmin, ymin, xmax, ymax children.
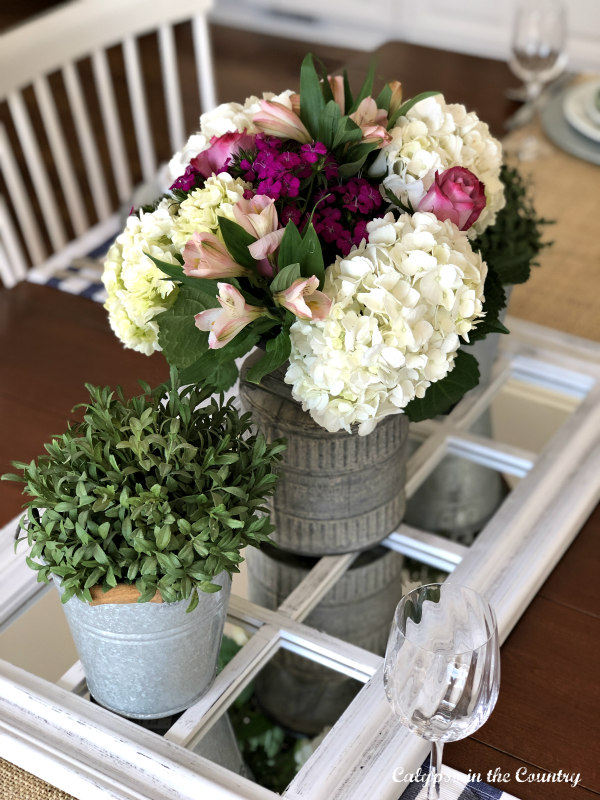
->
<box><xmin>2</xmin><ymin>370</ymin><xmax>286</xmax><ymax>611</ymax></box>
<box><xmin>473</xmin><ymin>163</ymin><xmax>553</xmax><ymax>286</ymax></box>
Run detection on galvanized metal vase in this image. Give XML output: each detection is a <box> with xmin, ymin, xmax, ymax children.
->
<box><xmin>247</xmin><ymin>544</ymin><xmax>403</xmax><ymax>734</ymax></box>
<box><xmin>239</xmin><ymin>353</ymin><xmax>409</xmax><ymax>556</ymax></box>
<box><xmin>55</xmin><ymin>572</ymin><xmax>231</xmax><ymax>719</ymax></box>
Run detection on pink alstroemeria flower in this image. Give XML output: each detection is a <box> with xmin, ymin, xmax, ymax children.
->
<box><xmin>273</xmin><ymin>276</ymin><xmax>332</xmax><ymax>321</ymax></box>
<box><xmin>233</xmin><ymin>194</ymin><xmax>279</xmax><ymax>239</ymax></box>
<box><xmin>349</xmin><ymin>97</ymin><xmax>391</xmax><ymax>147</ymax></box>
<box><xmin>190</xmin><ymin>131</ymin><xmax>255</xmax><ymax>178</ymax></box>
<box><xmin>183</xmin><ymin>232</ymin><xmax>247</xmax><ymax>279</ymax></box>
<box><xmin>253</xmin><ymin>100</ymin><xmax>312</xmax><ymax>143</ymax></box>
<box><xmin>387</xmin><ymin>80</ymin><xmax>404</xmax><ymax>117</ymax></box>
<box><xmin>328</xmin><ymin>75</ymin><xmax>345</xmax><ymax>113</ymax></box>
<box><xmin>195</xmin><ymin>283</ymin><xmax>266</xmax><ymax>349</ymax></box>
<box><xmin>234</xmin><ymin>194</ymin><xmax>285</xmax><ymax>278</ymax></box>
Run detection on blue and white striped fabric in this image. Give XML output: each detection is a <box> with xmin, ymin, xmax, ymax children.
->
<box><xmin>400</xmin><ymin>760</ymin><xmax>520</xmax><ymax>800</ymax></box>
<box><xmin>26</xmin><ymin>237</ymin><xmax>110</xmax><ymax>303</ymax></box>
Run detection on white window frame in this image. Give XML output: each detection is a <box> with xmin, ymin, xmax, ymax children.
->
<box><xmin>1</xmin><ymin>316</ymin><xmax>599</xmax><ymax>800</ymax></box>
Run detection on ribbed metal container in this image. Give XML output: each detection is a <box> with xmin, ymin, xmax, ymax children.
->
<box><xmin>247</xmin><ymin>545</ymin><xmax>403</xmax><ymax>734</ymax></box>
<box><xmin>239</xmin><ymin>353</ymin><xmax>409</xmax><ymax>556</ymax></box>
<box><xmin>55</xmin><ymin>573</ymin><xmax>231</xmax><ymax>719</ymax></box>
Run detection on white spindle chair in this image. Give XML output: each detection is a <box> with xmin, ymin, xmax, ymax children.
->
<box><xmin>0</xmin><ymin>0</ymin><xmax>217</xmax><ymax>288</ymax></box>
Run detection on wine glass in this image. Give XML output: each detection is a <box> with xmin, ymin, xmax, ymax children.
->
<box><xmin>507</xmin><ymin>0</ymin><xmax>567</xmax><ymax>158</ymax></box>
<box><xmin>384</xmin><ymin>583</ymin><xmax>500</xmax><ymax>800</ymax></box>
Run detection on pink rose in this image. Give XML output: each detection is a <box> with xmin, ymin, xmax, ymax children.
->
<box><xmin>190</xmin><ymin>131</ymin><xmax>255</xmax><ymax>178</ymax></box>
<box><xmin>418</xmin><ymin>167</ymin><xmax>486</xmax><ymax>231</ymax></box>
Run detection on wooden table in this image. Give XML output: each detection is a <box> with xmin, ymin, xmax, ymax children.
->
<box><xmin>1</xmin><ymin>28</ymin><xmax>599</xmax><ymax>800</ymax></box>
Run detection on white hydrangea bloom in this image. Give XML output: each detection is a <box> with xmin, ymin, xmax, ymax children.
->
<box><xmin>285</xmin><ymin>212</ymin><xmax>487</xmax><ymax>435</ymax></box>
<box><xmin>372</xmin><ymin>94</ymin><xmax>505</xmax><ymax>235</ymax></box>
<box><xmin>170</xmin><ymin>173</ymin><xmax>249</xmax><ymax>249</ymax></box>
<box><xmin>103</xmin><ymin>175</ymin><xmax>250</xmax><ymax>355</ymax></box>
<box><xmin>102</xmin><ymin>199</ymin><xmax>180</xmax><ymax>355</ymax></box>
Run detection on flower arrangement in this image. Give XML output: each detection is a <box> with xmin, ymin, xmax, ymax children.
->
<box><xmin>103</xmin><ymin>55</ymin><xmax>546</xmax><ymax>434</ymax></box>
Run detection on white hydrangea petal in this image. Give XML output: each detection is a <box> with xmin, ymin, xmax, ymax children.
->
<box><xmin>379</xmin><ymin>94</ymin><xmax>505</xmax><ymax>234</ymax></box>
<box><xmin>285</xmin><ymin>211</ymin><xmax>487</xmax><ymax>435</ymax></box>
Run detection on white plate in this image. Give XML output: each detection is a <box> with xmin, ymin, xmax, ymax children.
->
<box><xmin>562</xmin><ymin>81</ymin><xmax>600</xmax><ymax>143</ymax></box>
<box><xmin>541</xmin><ymin>87</ymin><xmax>600</xmax><ymax>165</ymax></box>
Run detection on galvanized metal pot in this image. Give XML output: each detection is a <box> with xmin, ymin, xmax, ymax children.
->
<box><xmin>247</xmin><ymin>544</ymin><xmax>403</xmax><ymax>734</ymax></box>
<box><xmin>239</xmin><ymin>353</ymin><xmax>409</xmax><ymax>556</ymax></box>
<box><xmin>55</xmin><ymin>572</ymin><xmax>231</xmax><ymax>719</ymax></box>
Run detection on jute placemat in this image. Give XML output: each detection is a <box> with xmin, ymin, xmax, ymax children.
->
<box><xmin>503</xmin><ymin>81</ymin><xmax>600</xmax><ymax>343</ymax></box>
<box><xmin>0</xmin><ymin>758</ymin><xmax>76</xmax><ymax>800</ymax></box>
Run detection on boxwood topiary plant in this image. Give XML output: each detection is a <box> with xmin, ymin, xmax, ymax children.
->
<box><xmin>3</xmin><ymin>370</ymin><xmax>286</xmax><ymax>611</ymax></box>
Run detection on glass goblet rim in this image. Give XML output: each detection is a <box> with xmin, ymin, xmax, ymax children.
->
<box><xmin>392</xmin><ymin>582</ymin><xmax>498</xmax><ymax>655</ymax></box>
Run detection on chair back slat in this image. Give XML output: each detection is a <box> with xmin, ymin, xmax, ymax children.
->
<box><xmin>91</xmin><ymin>49</ymin><xmax>133</xmax><ymax>206</ymax></box>
<box><xmin>0</xmin><ymin>0</ymin><xmax>215</xmax><ymax>97</ymax></box>
<box><xmin>0</xmin><ymin>124</ymin><xmax>47</xmax><ymax>266</ymax></box>
<box><xmin>33</xmin><ymin>76</ymin><xmax>89</xmax><ymax>238</ymax></box>
<box><xmin>158</xmin><ymin>24</ymin><xmax>185</xmax><ymax>154</ymax></box>
<box><xmin>122</xmin><ymin>36</ymin><xmax>157</xmax><ymax>184</ymax></box>
<box><xmin>62</xmin><ymin>62</ymin><xmax>113</xmax><ymax>222</ymax></box>
<box><xmin>7</xmin><ymin>91</ymin><xmax>68</xmax><ymax>253</ymax></box>
<box><xmin>0</xmin><ymin>196</ymin><xmax>28</xmax><ymax>287</ymax></box>
<box><xmin>192</xmin><ymin>15</ymin><xmax>217</xmax><ymax>113</ymax></box>
<box><xmin>0</xmin><ymin>0</ymin><xmax>216</xmax><ymax>288</ymax></box>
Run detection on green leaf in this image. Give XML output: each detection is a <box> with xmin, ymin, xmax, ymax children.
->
<box><xmin>185</xmin><ymin>590</ymin><xmax>199</xmax><ymax>612</ymax></box>
<box><xmin>156</xmin><ymin>292</ymin><xmax>214</xmax><ymax>369</ymax></box>
<box><xmin>277</xmin><ymin>221</ymin><xmax>303</xmax><ymax>274</ymax></box>
<box><xmin>383</xmin><ymin>186</ymin><xmax>413</xmax><ymax>214</ymax></box>
<box><xmin>156</xmin><ymin>525</ymin><xmax>172</xmax><ymax>550</ymax></box>
<box><xmin>199</xmin><ymin>581</ymin><xmax>223</xmax><ymax>594</ymax></box>
<box><xmin>298</xmin><ymin>224</ymin><xmax>325</xmax><ymax>285</ymax></box>
<box><xmin>317</xmin><ymin>100</ymin><xmax>342</xmax><ymax>150</ymax></box>
<box><xmin>388</xmin><ymin>90</ymin><xmax>440</xmax><ymax>128</ymax></box>
<box><xmin>148</xmin><ymin>255</ymin><xmax>197</xmax><ymax>289</ymax></box>
<box><xmin>376</xmin><ymin>83</ymin><xmax>392</xmax><ymax>113</ymax></box>
<box><xmin>473</xmin><ymin>164</ymin><xmax>552</xmax><ymax>286</ymax></box>
<box><xmin>338</xmin><ymin>142</ymin><xmax>381</xmax><ymax>178</ymax></box>
<box><xmin>465</xmin><ymin>268</ymin><xmax>509</xmax><ymax>345</ymax></box>
<box><xmin>93</xmin><ymin>543</ymin><xmax>109</xmax><ymax>565</ymax></box>
<box><xmin>245</xmin><ymin>331</ymin><xmax>292</xmax><ymax>384</ymax></box>
<box><xmin>299</xmin><ymin>53</ymin><xmax>326</xmax><ymax>137</ymax></box>
<box><xmin>270</xmin><ymin>263</ymin><xmax>301</xmax><ymax>293</ymax></box>
<box><xmin>218</xmin><ymin>217</ymin><xmax>257</xmax><ymax>271</ymax></box>
<box><xmin>404</xmin><ymin>350</ymin><xmax>481</xmax><ymax>422</ymax></box>
<box><xmin>348</xmin><ymin>59</ymin><xmax>376</xmax><ymax>113</ymax></box>
<box><xmin>331</xmin><ymin>116</ymin><xmax>363</xmax><ymax>150</ymax></box>
<box><xmin>179</xmin><ymin>325</ymin><xmax>261</xmax><ymax>388</ymax></box>
<box><xmin>342</xmin><ymin>69</ymin><xmax>354</xmax><ymax>113</ymax></box>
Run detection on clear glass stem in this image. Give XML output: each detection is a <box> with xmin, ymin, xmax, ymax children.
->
<box><xmin>427</xmin><ymin>740</ymin><xmax>444</xmax><ymax>800</ymax></box>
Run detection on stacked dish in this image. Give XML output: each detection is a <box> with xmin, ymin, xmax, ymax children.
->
<box><xmin>541</xmin><ymin>79</ymin><xmax>600</xmax><ymax>164</ymax></box>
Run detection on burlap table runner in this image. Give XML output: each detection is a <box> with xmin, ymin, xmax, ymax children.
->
<box><xmin>0</xmin><ymin>758</ymin><xmax>75</xmax><ymax>800</ymax></box>
<box><xmin>503</xmin><ymin>80</ymin><xmax>600</xmax><ymax>343</ymax></box>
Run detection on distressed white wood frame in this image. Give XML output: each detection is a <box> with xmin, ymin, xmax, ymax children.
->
<box><xmin>1</xmin><ymin>317</ymin><xmax>599</xmax><ymax>800</ymax></box>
